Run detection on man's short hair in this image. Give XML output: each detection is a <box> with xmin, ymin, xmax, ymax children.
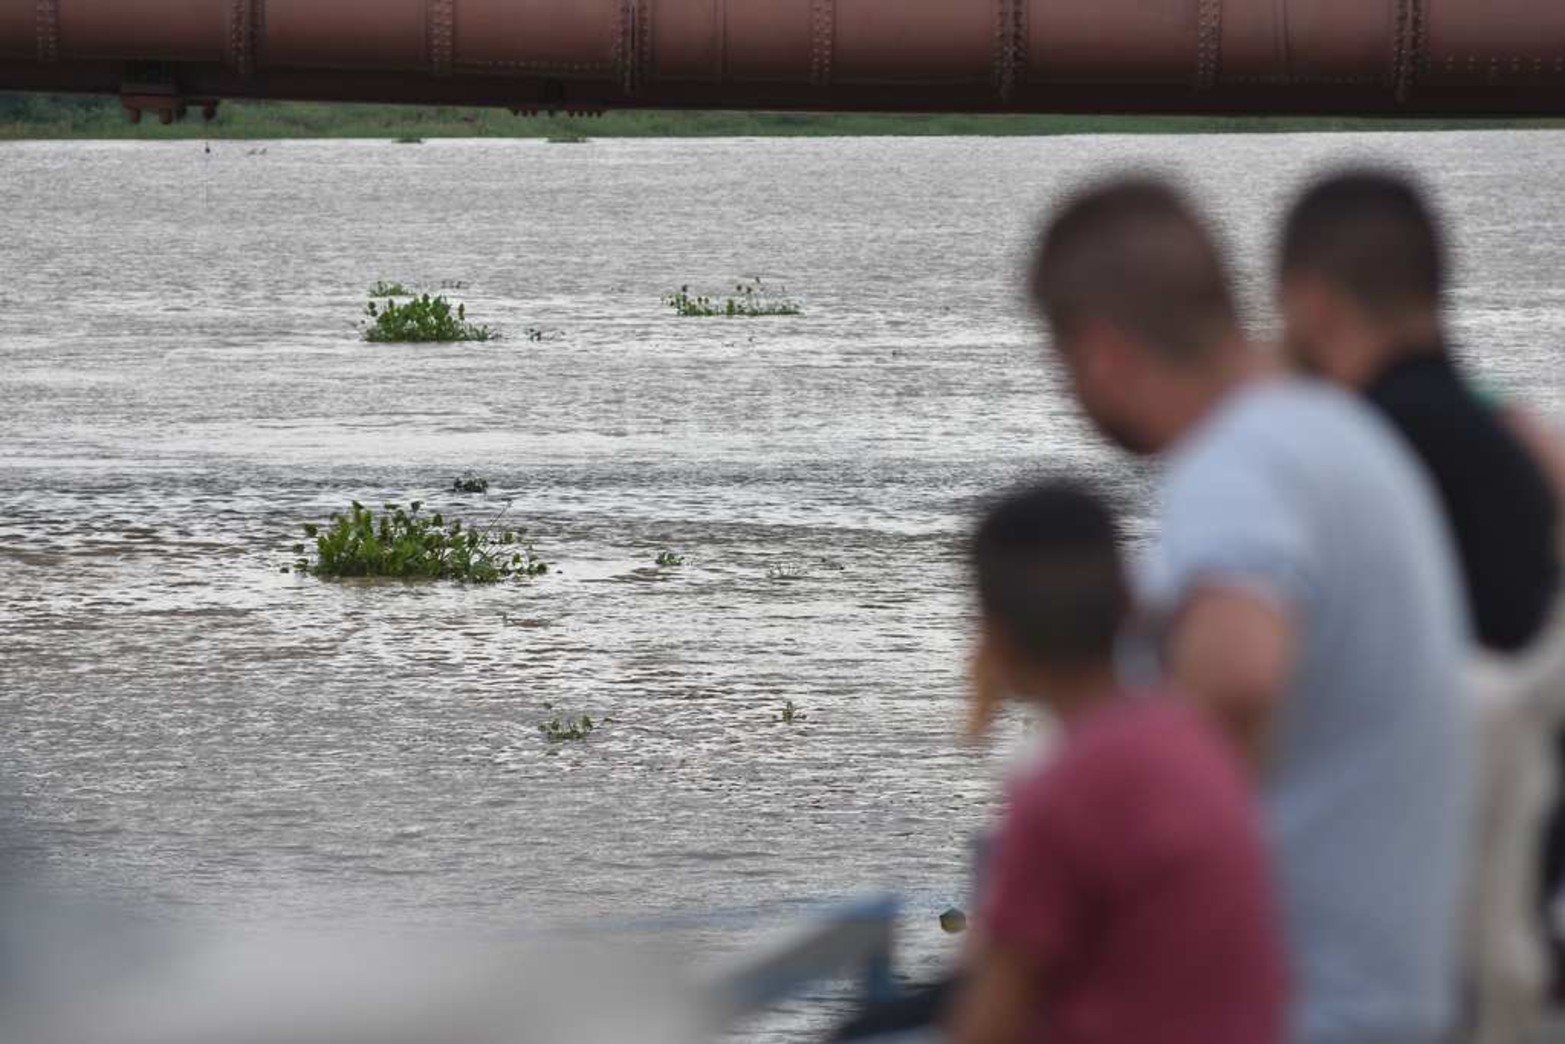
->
<box><xmin>1029</xmin><ymin>177</ymin><xmax>1238</xmax><ymax>363</ymax></box>
<box><xmin>1280</xmin><ymin>169</ymin><xmax>1444</xmax><ymax>319</ymax></box>
<box><xmin>972</xmin><ymin>481</ymin><xmax>1129</xmax><ymax>670</ymax></box>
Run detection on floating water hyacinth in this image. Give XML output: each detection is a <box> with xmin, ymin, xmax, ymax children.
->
<box><xmin>451</xmin><ymin>473</ymin><xmax>489</xmax><ymax>495</ymax></box>
<box><xmin>363</xmin><ymin>293</ymin><xmax>494</xmax><ymax>343</ymax></box>
<box><xmin>664</xmin><ymin>278</ymin><xmax>802</xmax><ymax>317</ymax></box>
<box><xmin>540</xmin><ymin>715</ymin><xmax>595</xmax><ymax>743</ymax></box>
<box><xmin>289</xmin><ymin>500</ymin><xmax>545</xmax><ymax>583</ymax></box>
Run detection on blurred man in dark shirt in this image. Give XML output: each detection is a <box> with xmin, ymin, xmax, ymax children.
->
<box><xmin>1278</xmin><ymin>170</ymin><xmax>1560</xmax><ymax>652</ymax></box>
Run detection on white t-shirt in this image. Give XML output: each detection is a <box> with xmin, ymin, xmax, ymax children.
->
<box><xmin>1142</xmin><ymin>378</ymin><xmax>1476</xmax><ymax>1044</ymax></box>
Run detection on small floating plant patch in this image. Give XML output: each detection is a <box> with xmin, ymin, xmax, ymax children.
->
<box><xmin>664</xmin><ymin>279</ymin><xmax>801</xmax><ymax>318</ymax></box>
<box><xmin>288</xmin><ymin>500</ymin><xmax>545</xmax><ymax>583</ymax></box>
<box><xmin>363</xmin><ymin>293</ymin><xmax>495</xmax><ymax>343</ymax></box>
<box><xmin>451</xmin><ymin>472</ymin><xmax>489</xmax><ymax>495</ymax></box>
<box><xmin>540</xmin><ymin>715</ymin><xmax>595</xmax><ymax>743</ymax></box>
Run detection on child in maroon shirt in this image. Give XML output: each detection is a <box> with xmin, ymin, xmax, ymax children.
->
<box><xmin>950</xmin><ymin>483</ymin><xmax>1287</xmax><ymax>1044</ymax></box>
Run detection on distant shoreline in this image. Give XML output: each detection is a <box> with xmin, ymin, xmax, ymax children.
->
<box><xmin>3</xmin><ymin>96</ymin><xmax>1561</xmax><ymax>141</ymax></box>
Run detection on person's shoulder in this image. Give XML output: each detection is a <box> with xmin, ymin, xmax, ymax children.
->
<box><xmin>1373</xmin><ymin>357</ymin><xmax>1538</xmax><ymax>464</ymax></box>
<box><xmin>1006</xmin><ymin>700</ymin><xmax>1256</xmax><ymax>859</ymax></box>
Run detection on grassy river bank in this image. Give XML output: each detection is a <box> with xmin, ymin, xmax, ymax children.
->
<box><xmin>3</xmin><ymin>94</ymin><xmax>1561</xmax><ymax>140</ymax></box>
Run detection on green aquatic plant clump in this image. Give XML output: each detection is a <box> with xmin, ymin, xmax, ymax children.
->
<box><xmin>779</xmin><ymin>700</ymin><xmax>806</xmax><ymax>725</ymax></box>
<box><xmin>655</xmin><ymin>550</ymin><xmax>685</xmax><ymax>568</ymax></box>
<box><xmin>368</xmin><ymin>280</ymin><xmax>412</xmax><ymax>297</ymax></box>
<box><xmin>364</xmin><ymin>293</ymin><xmax>495</xmax><ymax>343</ymax></box>
<box><xmin>540</xmin><ymin>715</ymin><xmax>596</xmax><ymax>743</ymax></box>
<box><xmin>451</xmin><ymin>472</ymin><xmax>489</xmax><ymax>495</ymax></box>
<box><xmin>664</xmin><ymin>279</ymin><xmax>802</xmax><ymax>318</ymax></box>
<box><xmin>767</xmin><ymin>560</ymin><xmax>809</xmax><ymax>581</ymax></box>
<box><xmin>291</xmin><ymin>500</ymin><xmax>546</xmax><ymax>583</ymax></box>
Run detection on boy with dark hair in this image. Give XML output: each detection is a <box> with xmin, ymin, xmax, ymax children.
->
<box><xmin>950</xmin><ymin>482</ymin><xmax>1285</xmax><ymax>1044</ymax></box>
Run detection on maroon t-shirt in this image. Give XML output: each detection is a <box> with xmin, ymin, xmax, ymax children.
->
<box><xmin>981</xmin><ymin>698</ymin><xmax>1287</xmax><ymax>1044</ymax></box>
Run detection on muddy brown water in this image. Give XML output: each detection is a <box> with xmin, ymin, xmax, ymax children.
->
<box><xmin>1</xmin><ymin>133</ymin><xmax>1562</xmax><ymax>1039</ymax></box>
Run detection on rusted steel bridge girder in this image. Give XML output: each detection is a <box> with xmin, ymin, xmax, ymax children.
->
<box><xmin>1</xmin><ymin>0</ymin><xmax>1563</xmax><ymax>118</ymax></box>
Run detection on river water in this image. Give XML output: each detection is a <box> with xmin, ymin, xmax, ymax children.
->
<box><xmin>1</xmin><ymin>132</ymin><xmax>1562</xmax><ymax>1039</ymax></box>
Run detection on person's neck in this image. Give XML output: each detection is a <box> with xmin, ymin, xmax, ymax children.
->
<box><xmin>1157</xmin><ymin>333</ymin><xmax>1264</xmax><ymax>447</ymax></box>
<box><xmin>1039</xmin><ymin>665</ymin><xmax>1121</xmax><ymax>727</ymax></box>
<box><xmin>1335</xmin><ymin>311</ymin><xmax>1445</xmax><ymax>389</ymax></box>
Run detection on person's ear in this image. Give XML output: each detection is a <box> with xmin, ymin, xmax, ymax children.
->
<box><xmin>1072</xmin><ymin>317</ymin><xmax>1127</xmax><ymax>387</ymax></box>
